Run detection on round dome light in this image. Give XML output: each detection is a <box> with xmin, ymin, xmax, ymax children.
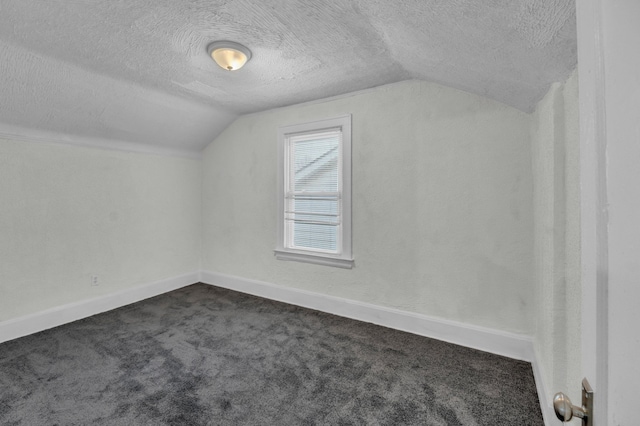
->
<box><xmin>207</xmin><ymin>41</ymin><xmax>252</xmax><ymax>71</ymax></box>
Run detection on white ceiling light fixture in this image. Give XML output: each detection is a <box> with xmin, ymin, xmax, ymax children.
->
<box><xmin>207</xmin><ymin>41</ymin><xmax>252</xmax><ymax>71</ymax></box>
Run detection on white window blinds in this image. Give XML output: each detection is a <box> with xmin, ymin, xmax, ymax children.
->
<box><xmin>276</xmin><ymin>114</ymin><xmax>352</xmax><ymax>269</ymax></box>
<box><xmin>284</xmin><ymin>129</ymin><xmax>342</xmax><ymax>253</ymax></box>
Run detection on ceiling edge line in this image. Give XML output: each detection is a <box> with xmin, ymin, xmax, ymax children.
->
<box><xmin>240</xmin><ymin>79</ymin><xmax>423</xmax><ymax>119</ymax></box>
<box><xmin>0</xmin><ymin>124</ymin><xmax>201</xmax><ymax>160</ymax></box>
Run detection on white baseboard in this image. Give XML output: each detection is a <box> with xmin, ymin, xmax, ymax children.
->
<box><xmin>0</xmin><ymin>271</ymin><xmax>199</xmax><ymax>344</ymax></box>
<box><xmin>532</xmin><ymin>348</ymin><xmax>558</xmax><ymax>426</ymax></box>
<box><xmin>2</xmin><ymin>268</ymin><xmax>551</xmax><ymax>423</ymax></box>
<box><xmin>200</xmin><ymin>270</ymin><xmax>535</xmax><ymax>362</ymax></box>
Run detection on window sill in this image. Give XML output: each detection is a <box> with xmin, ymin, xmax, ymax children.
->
<box><xmin>274</xmin><ymin>250</ymin><xmax>354</xmax><ymax>269</ymax></box>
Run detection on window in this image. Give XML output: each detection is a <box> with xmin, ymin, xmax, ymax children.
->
<box><xmin>275</xmin><ymin>115</ymin><xmax>353</xmax><ymax>268</ymax></box>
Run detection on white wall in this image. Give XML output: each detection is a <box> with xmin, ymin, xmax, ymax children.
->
<box><xmin>0</xmin><ymin>138</ymin><xmax>201</xmax><ymax>322</ymax></box>
<box><xmin>531</xmin><ymin>71</ymin><xmax>582</xmax><ymax>417</ymax></box>
<box><xmin>202</xmin><ymin>80</ymin><xmax>535</xmax><ymax>334</ymax></box>
<box><xmin>0</xmin><ymin>73</ymin><xmax>590</xmax><ymax>421</ymax></box>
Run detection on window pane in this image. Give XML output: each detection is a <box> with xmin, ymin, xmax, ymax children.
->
<box><xmin>277</xmin><ymin>115</ymin><xmax>351</xmax><ymax>266</ymax></box>
<box><xmin>293</xmin><ymin>136</ymin><xmax>339</xmax><ymax>192</ymax></box>
<box><xmin>293</xmin><ymin>197</ymin><xmax>338</xmax><ymax>219</ymax></box>
<box><xmin>293</xmin><ymin>223</ymin><xmax>338</xmax><ymax>251</ymax></box>
<box><xmin>286</xmin><ymin>196</ymin><xmax>339</xmax><ymax>252</ymax></box>
<box><xmin>287</xmin><ymin>131</ymin><xmax>341</xmax><ymax>253</ymax></box>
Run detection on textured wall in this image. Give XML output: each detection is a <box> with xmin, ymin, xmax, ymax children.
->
<box><xmin>202</xmin><ymin>80</ymin><xmax>534</xmax><ymax>334</ymax></box>
<box><xmin>0</xmin><ymin>139</ymin><xmax>202</xmax><ymax>322</ymax></box>
<box><xmin>531</xmin><ymin>70</ymin><xmax>581</xmax><ymax>409</ymax></box>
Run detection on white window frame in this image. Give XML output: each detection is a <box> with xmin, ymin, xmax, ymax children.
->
<box><xmin>275</xmin><ymin>115</ymin><xmax>353</xmax><ymax>269</ymax></box>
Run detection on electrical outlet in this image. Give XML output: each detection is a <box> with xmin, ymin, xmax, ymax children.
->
<box><xmin>90</xmin><ymin>275</ymin><xmax>99</xmax><ymax>286</ymax></box>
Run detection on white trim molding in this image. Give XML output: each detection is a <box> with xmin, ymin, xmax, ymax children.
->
<box><xmin>274</xmin><ymin>250</ymin><xmax>354</xmax><ymax>269</ymax></box>
<box><xmin>201</xmin><ymin>270</ymin><xmax>535</xmax><ymax>362</ymax></box>
<box><xmin>0</xmin><ymin>272</ymin><xmax>199</xmax><ymax>344</ymax></box>
<box><xmin>531</xmin><ymin>349</ymin><xmax>556</xmax><ymax>426</ymax></box>
<box><xmin>0</xmin><ymin>123</ymin><xmax>201</xmax><ymax>159</ymax></box>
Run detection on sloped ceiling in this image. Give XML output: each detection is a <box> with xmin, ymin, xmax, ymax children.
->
<box><xmin>0</xmin><ymin>0</ymin><xmax>576</xmax><ymax>153</ymax></box>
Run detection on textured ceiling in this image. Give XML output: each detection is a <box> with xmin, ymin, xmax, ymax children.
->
<box><xmin>0</xmin><ymin>0</ymin><xmax>576</xmax><ymax>152</ymax></box>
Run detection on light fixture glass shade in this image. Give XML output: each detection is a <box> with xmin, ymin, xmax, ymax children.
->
<box><xmin>207</xmin><ymin>41</ymin><xmax>252</xmax><ymax>71</ymax></box>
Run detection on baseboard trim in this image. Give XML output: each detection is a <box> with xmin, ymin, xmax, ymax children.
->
<box><xmin>532</xmin><ymin>348</ymin><xmax>557</xmax><ymax>426</ymax></box>
<box><xmin>0</xmin><ymin>271</ymin><xmax>199</xmax><ymax>344</ymax></box>
<box><xmin>200</xmin><ymin>270</ymin><xmax>534</xmax><ymax>362</ymax></box>
<box><xmin>2</xmin><ymin>269</ymin><xmax>549</xmax><ymax>422</ymax></box>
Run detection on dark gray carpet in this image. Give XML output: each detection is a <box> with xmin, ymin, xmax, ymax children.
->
<box><xmin>0</xmin><ymin>283</ymin><xmax>543</xmax><ymax>425</ymax></box>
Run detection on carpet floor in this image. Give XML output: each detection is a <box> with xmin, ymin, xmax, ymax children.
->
<box><xmin>0</xmin><ymin>283</ymin><xmax>543</xmax><ymax>425</ymax></box>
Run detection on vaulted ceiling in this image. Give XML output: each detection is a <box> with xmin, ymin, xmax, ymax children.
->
<box><xmin>0</xmin><ymin>0</ymin><xmax>576</xmax><ymax>153</ymax></box>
